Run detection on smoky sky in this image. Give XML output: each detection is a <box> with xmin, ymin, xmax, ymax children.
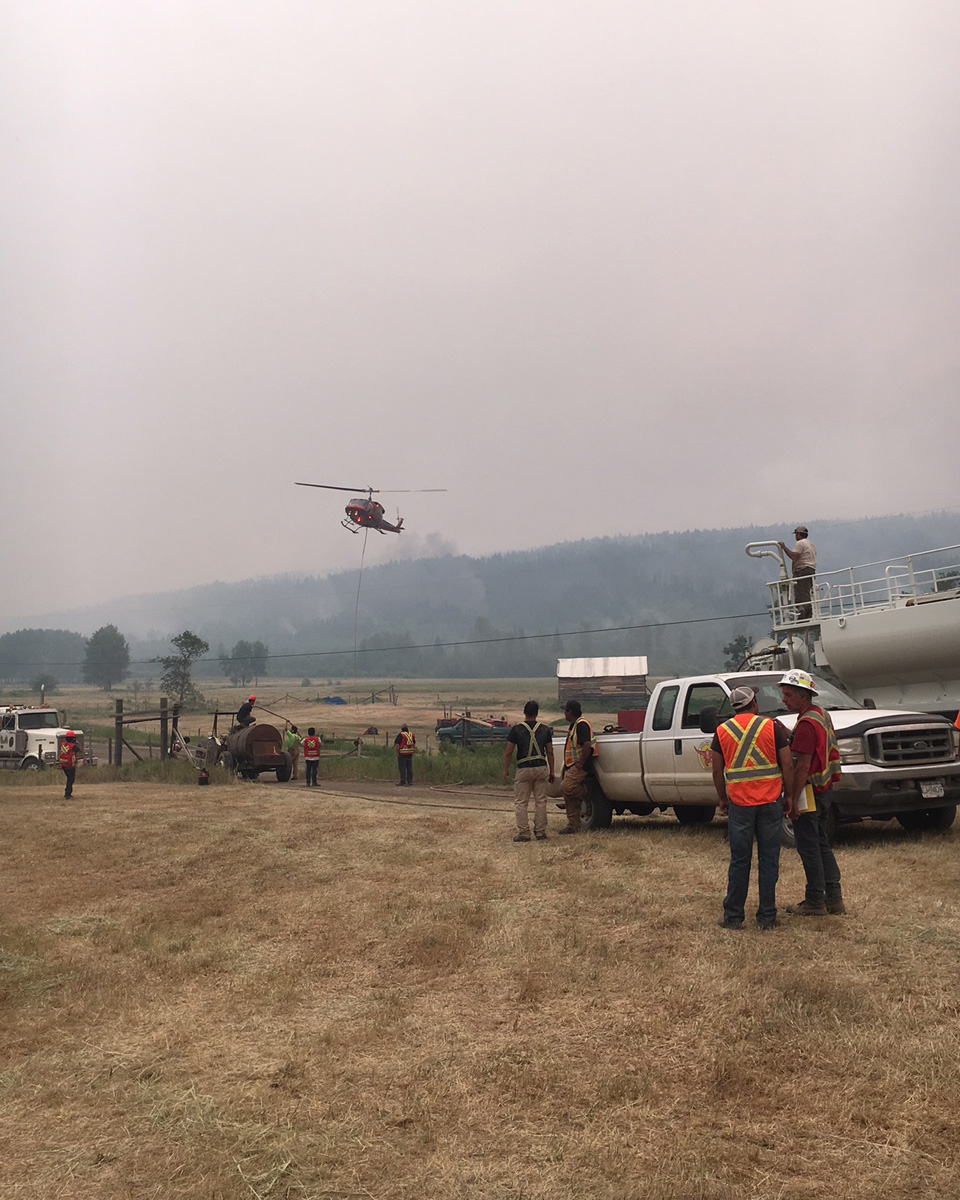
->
<box><xmin>3</xmin><ymin>1</ymin><xmax>959</xmax><ymax>628</ymax></box>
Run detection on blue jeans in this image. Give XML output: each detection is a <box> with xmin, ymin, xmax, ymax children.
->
<box><xmin>792</xmin><ymin>791</ymin><xmax>841</xmax><ymax>907</ymax></box>
<box><xmin>724</xmin><ymin>801</ymin><xmax>782</xmax><ymax>926</ymax></box>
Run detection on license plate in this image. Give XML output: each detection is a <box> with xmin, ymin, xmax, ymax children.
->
<box><xmin>920</xmin><ymin>780</ymin><xmax>945</xmax><ymax>799</ymax></box>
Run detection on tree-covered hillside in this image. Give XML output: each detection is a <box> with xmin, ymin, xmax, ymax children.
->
<box><xmin>9</xmin><ymin>512</ymin><xmax>959</xmax><ymax>681</ymax></box>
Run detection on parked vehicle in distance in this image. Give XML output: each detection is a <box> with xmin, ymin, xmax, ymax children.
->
<box><xmin>436</xmin><ymin>715</ymin><xmax>511</xmax><ymax>747</ymax></box>
<box><xmin>550</xmin><ymin>671</ymin><xmax>960</xmax><ymax>838</ymax></box>
<box><xmin>0</xmin><ymin>705</ymin><xmax>86</xmax><ymax>771</ymax></box>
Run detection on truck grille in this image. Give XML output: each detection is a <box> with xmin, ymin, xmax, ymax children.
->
<box><xmin>866</xmin><ymin>726</ymin><xmax>955</xmax><ymax>766</ymax></box>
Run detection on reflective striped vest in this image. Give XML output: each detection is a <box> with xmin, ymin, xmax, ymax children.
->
<box><xmin>564</xmin><ymin>718</ymin><xmax>597</xmax><ymax>769</ymax></box>
<box><xmin>302</xmin><ymin>736</ymin><xmax>321</xmax><ymax>759</ymax></box>
<box><xmin>516</xmin><ymin>722</ymin><xmax>548</xmax><ymax>767</ymax></box>
<box><xmin>58</xmin><ymin>742</ymin><xmax>78</xmax><ymax>769</ymax></box>
<box><xmin>796</xmin><ymin>706</ymin><xmax>842</xmax><ymax>791</ymax></box>
<box><xmin>715</xmin><ymin>714</ymin><xmax>782</xmax><ymax>804</ymax></box>
<box><xmin>398</xmin><ymin>731</ymin><xmax>415</xmax><ymax>755</ymax></box>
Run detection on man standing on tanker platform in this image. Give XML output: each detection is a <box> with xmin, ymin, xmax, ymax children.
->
<box><xmin>778</xmin><ymin>525</ymin><xmax>817</xmax><ymax>621</ymax></box>
<box><xmin>504</xmin><ymin>700</ymin><xmax>555</xmax><ymax>842</ymax></box>
<box><xmin>711</xmin><ymin>687</ymin><xmax>793</xmax><ymax>930</ymax></box>
<box><xmin>559</xmin><ymin>701</ymin><xmax>596</xmax><ymax>834</ymax></box>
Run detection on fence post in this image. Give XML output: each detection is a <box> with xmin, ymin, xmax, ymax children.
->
<box><xmin>160</xmin><ymin>697</ymin><xmax>168</xmax><ymax>761</ymax></box>
<box><xmin>114</xmin><ymin>699</ymin><xmax>123</xmax><ymax>768</ymax></box>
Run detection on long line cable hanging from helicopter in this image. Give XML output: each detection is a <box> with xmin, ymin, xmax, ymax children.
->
<box><xmin>353</xmin><ymin>525</ymin><xmax>370</xmax><ymax>712</ymax></box>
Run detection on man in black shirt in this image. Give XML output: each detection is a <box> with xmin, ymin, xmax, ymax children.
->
<box><xmin>504</xmin><ymin>700</ymin><xmax>555</xmax><ymax>842</ymax></box>
<box><xmin>236</xmin><ymin>695</ymin><xmax>256</xmax><ymax>729</ymax></box>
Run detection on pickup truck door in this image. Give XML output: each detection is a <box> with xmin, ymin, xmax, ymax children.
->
<box><xmin>671</xmin><ymin>682</ymin><xmax>729</xmax><ymax>802</ymax></box>
<box><xmin>638</xmin><ymin>685</ymin><xmax>681</xmax><ymax>801</ymax></box>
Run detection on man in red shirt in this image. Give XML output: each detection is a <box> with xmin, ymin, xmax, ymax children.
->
<box><xmin>780</xmin><ymin>669</ymin><xmax>845</xmax><ymax>917</ymax></box>
<box><xmin>58</xmin><ymin>731</ymin><xmax>81</xmax><ymax>799</ymax></box>
<box><xmin>302</xmin><ymin>727</ymin><xmax>322</xmax><ymax>788</ymax></box>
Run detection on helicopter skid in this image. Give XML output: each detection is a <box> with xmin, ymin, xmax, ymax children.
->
<box><xmin>341</xmin><ymin>519</ymin><xmax>363</xmax><ymax>533</ymax></box>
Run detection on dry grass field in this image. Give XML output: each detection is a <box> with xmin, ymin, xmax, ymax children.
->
<box><xmin>3</xmin><ymin>770</ymin><xmax>959</xmax><ymax>1200</ymax></box>
<box><xmin>44</xmin><ymin>678</ymin><xmax>574</xmax><ymax>752</ymax></box>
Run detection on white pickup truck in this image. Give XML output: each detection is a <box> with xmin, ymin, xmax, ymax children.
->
<box><xmin>552</xmin><ymin>671</ymin><xmax>960</xmax><ymax>839</ymax></box>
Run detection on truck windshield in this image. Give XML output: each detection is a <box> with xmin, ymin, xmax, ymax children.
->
<box><xmin>723</xmin><ymin>675</ymin><xmax>862</xmax><ymax>717</ymax></box>
<box><xmin>18</xmin><ymin>712</ymin><xmax>63</xmax><ymax>730</ymax></box>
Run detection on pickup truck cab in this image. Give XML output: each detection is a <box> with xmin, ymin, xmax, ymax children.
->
<box><xmin>552</xmin><ymin>671</ymin><xmax>960</xmax><ymax>837</ymax></box>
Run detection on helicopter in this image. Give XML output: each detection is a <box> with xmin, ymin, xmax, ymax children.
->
<box><xmin>294</xmin><ymin>482</ymin><xmax>446</xmax><ymax>534</ymax></box>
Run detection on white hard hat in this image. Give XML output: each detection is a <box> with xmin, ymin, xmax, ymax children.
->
<box><xmin>779</xmin><ymin>669</ymin><xmax>818</xmax><ymax>694</ymax></box>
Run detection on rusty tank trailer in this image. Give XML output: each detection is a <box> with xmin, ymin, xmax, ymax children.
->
<box><xmin>222</xmin><ymin>723</ymin><xmax>293</xmax><ymax>782</ymax></box>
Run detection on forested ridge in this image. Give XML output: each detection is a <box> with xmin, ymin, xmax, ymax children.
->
<box><xmin>5</xmin><ymin>512</ymin><xmax>958</xmax><ymax>681</ymax></box>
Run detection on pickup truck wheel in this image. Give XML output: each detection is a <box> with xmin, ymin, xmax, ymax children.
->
<box><xmin>675</xmin><ymin>805</ymin><xmax>715</xmax><ymax>826</ymax></box>
<box><xmin>896</xmin><ymin>805</ymin><xmax>957</xmax><ymax>834</ymax></box>
<box><xmin>581</xmin><ymin>781</ymin><xmax>613</xmax><ymax>830</ymax></box>
<box><xmin>780</xmin><ymin>816</ymin><xmax>796</xmax><ymax>850</ymax></box>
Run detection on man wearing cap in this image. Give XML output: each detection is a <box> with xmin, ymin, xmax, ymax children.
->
<box><xmin>504</xmin><ymin>700</ymin><xmax>555</xmax><ymax>842</ymax></box>
<box><xmin>236</xmin><ymin>696</ymin><xmax>256</xmax><ymax>729</ymax></box>
<box><xmin>711</xmin><ymin>686</ymin><xmax>793</xmax><ymax>930</ymax></box>
<box><xmin>394</xmin><ymin>724</ymin><xmax>415</xmax><ymax>786</ymax></box>
<box><xmin>559</xmin><ymin>700</ymin><xmax>596</xmax><ymax>834</ymax></box>
<box><xmin>58</xmin><ymin>731</ymin><xmax>81</xmax><ymax>799</ymax></box>
<box><xmin>779</xmin><ymin>669</ymin><xmax>845</xmax><ymax>917</ymax></box>
<box><xmin>778</xmin><ymin>526</ymin><xmax>817</xmax><ymax>621</ymax></box>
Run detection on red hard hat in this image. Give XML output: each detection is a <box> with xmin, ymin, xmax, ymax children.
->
<box><xmin>65</xmin><ymin>731</ymin><xmax>75</xmax><ymax>739</ymax></box>
<box><xmin>248</xmin><ymin>695</ymin><xmax>256</xmax><ymax>703</ymax></box>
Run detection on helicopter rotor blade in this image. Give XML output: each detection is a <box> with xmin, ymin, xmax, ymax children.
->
<box><xmin>295</xmin><ymin>482</ymin><xmax>379</xmax><ymax>494</ymax></box>
<box><xmin>376</xmin><ymin>488</ymin><xmax>448</xmax><ymax>494</ymax></box>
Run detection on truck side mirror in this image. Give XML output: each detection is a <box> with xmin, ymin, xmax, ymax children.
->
<box><xmin>699</xmin><ymin>706</ymin><xmax>720</xmax><ymax>735</ymax></box>
<box><xmin>863</xmin><ymin>698</ymin><xmax>876</xmax><ymax>709</ymax></box>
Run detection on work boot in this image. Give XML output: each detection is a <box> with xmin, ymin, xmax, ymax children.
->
<box><xmin>785</xmin><ymin>901</ymin><xmax>828</xmax><ymax>917</ymax></box>
<box><xmin>826</xmin><ymin>898</ymin><xmax>847</xmax><ymax>915</ymax></box>
<box><xmin>558</xmin><ymin>826</ymin><xmax>579</xmax><ymax>835</ymax></box>
<box><xmin>534</xmin><ymin>832</ymin><xmax>547</xmax><ymax>841</ymax></box>
<box><xmin>717</xmin><ymin>918</ymin><xmax>744</xmax><ymax>930</ymax></box>
<box><xmin>513</xmin><ymin>833</ymin><xmax>531</xmax><ymax>843</ymax></box>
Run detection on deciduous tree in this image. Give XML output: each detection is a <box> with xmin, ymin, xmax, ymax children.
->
<box><xmin>158</xmin><ymin>630</ymin><xmax>209</xmax><ymax>707</ymax></box>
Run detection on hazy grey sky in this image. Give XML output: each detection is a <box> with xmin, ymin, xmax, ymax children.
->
<box><xmin>3</xmin><ymin>1</ymin><xmax>959</xmax><ymax>628</ymax></box>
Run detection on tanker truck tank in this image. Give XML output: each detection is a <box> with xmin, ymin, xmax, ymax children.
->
<box><xmin>748</xmin><ymin>540</ymin><xmax>960</xmax><ymax>718</ymax></box>
<box><xmin>223</xmin><ymin>723</ymin><xmax>293</xmax><ymax>782</ymax></box>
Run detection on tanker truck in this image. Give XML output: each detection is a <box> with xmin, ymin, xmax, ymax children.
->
<box><xmin>746</xmin><ymin>541</ymin><xmax>960</xmax><ymax>718</ymax></box>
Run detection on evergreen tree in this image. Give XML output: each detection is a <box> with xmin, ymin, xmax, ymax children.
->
<box><xmin>83</xmin><ymin>624</ymin><xmax>131</xmax><ymax>691</ymax></box>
